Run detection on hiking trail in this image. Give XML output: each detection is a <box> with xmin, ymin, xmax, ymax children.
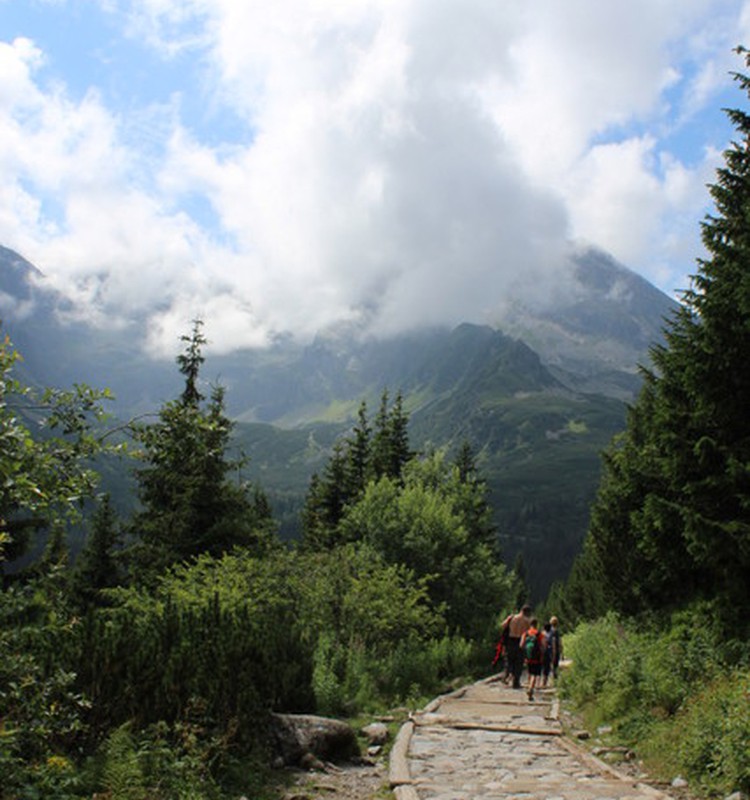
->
<box><xmin>388</xmin><ymin>675</ymin><xmax>674</xmax><ymax>800</ymax></box>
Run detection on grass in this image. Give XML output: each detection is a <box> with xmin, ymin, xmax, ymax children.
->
<box><xmin>559</xmin><ymin>610</ymin><xmax>750</xmax><ymax>798</ymax></box>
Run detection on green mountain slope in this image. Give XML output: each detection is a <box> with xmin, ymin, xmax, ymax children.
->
<box><xmin>1</xmin><ymin>244</ymin><xmax>673</xmax><ymax>596</ymax></box>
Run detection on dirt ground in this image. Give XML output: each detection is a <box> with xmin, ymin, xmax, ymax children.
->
<box><xmin>282</xmin><ymin>757</ymin><xmax>389</xmax><ymax>800</ymax></box>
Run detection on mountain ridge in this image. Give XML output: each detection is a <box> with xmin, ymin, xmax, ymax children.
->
<box><xmin>0</xmin><ymin>244</ymin><xmax>678</xmax><ymax>596</ymax></box>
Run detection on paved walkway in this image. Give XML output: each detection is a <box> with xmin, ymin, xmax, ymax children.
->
<box><xmin>389</xmin><ymin>676</ymin><xmax>671</xmax><ymax>800</ymax></box>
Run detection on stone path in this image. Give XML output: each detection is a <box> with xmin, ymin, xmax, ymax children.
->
<box><xmin>389</xmin><ymin>676</ymin><xmax>672</xmax><ymax>800</ymax></box>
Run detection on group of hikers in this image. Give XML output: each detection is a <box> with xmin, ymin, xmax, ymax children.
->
<box><xmin>492</xmin><ymin>604</ymin><xmax>562</xmax><ymax>701</ymax></box>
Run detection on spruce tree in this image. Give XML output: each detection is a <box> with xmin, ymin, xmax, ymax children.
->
<box><xmin>579</xmin><ymin>51</ymin><xmax>750</xmax><ymax>623</ymax></box>
<box><xmin>344</xmin><ymin>400</ymin><xmax>372</xmax><ymax>499</ymax></box>
<box><xmin>371</xmin><ymin>389</ymin><xmax>411</xmax><ymax>482</ymax></box>
<box><xmin>129</xmin><ymin>324</ymin><xmax>273</xmax><ymax>575</ymax></box>
<box><xmin>453</xmin><ymin>440</ymin><xmax>498</xmax><ymax>553</ymax></box>
<box><xmin>71</xmin><ymin>493</ymin><xmax>121</xmax><ymax>608</ymax></box>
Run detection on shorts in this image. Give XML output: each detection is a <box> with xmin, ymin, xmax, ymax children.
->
<box><xmin>527</xmin><ymin>662</ymin><xmax>542</xmax><ymax>677</ymax></box>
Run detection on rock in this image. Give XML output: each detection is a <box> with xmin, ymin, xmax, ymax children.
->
<box><xmin>597</xmin><ymin>725</ymin><xmax>613</xmax><ymax>735</ymax></box>
<box><xmin>725</xmin><ymin>793</ymin><xmax>747</xmax><ymax>800</ymax></box>
<box><xmin>672</xmin><ymin>776</ymin><xmax>689</xmax><ymax>788</ymax></box>
<box><xmin>367</xmin><ymin>745</ymin><xmax>383</xmax><ymax>757</ymax></box>
<box><xmin>360</xmin><ymin>722</ymin><xmax>389</xmax><ymax>745</ymax></box>
<box><xmin>299</xmin><ymin>752</ymin><xmax>326</xmax><ymax>771</ymax></box>
<box><xmin>270</xmin><ymin>713</ymin><xmax>359</xmax><ymax>767</ymax></box>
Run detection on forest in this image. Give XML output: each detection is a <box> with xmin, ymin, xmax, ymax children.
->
<box><xmin>2</xmin><ymin>49</ymin><xmax>750</xmax><ymax>800</ymax></box>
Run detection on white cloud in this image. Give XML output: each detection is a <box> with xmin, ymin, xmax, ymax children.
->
<box><xmin>0</xmin><ymin>1</ymin><xmax>747</xmax><ymax>354</ymax></box>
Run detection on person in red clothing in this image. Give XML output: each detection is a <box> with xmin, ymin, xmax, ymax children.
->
<box><xmin>520</xmin><ymin>617</ymin><xmax>545</xmax><ymax>701</ymax></box>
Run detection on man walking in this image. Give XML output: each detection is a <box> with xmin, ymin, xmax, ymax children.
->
<box><xmin>506</xmin><ymin>604</ymin><xmax>532</xmax><ymax>689</ymax></box>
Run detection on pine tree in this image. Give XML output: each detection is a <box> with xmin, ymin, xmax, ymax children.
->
<box><xmin>344</xmin><ymin>400</ymin><xmax>372</xmax><ymax>499</ymax></box>
<box><xmin>129</xmin><ymin>324</ymin><xmax>273</xmax><ymax>575</ymax></box>
<box><xmin>71</xmin><ymin>494</ymin><xmax>121</xmax><ymax>608</ymax></box>
<box><xmin>577</xmin><ymin>51</ymin><xmax>750</xmax><ymax>623</ymax></box>
<box><xmin>371</xmin><ymin>389</ymin><xmax>411</xmax><ymax>482</ymax></box>
<box><xmin>301</xmin><ymin>442</ymin><xmax>349</xmax><ymax>550</ymax></box>
<box><xmin>370</xmin><ymin>389</ymin><xmax>391</xmax><ymax>479</ymax></box>
<box><xmin>177</xmin><ymin>318</ymin><xmax>206</xmax><ymax>408</ymax></box>
<box><xmin>453</xmin><ymin>440</ymin><xmax>498</xmax><ymax>552</ymax></box>
<box><xmin>387</xmin><ymin>391</ymin><xmax>412</xmax><ymax>480</ymax></box>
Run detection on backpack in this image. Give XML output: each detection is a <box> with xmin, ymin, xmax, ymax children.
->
<box><xmin>523</xmin><ymin>630</ymin><xmax>540</xmax><ymax>661</ymax></box>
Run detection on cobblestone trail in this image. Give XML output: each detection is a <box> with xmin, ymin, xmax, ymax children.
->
<box><xmin>389</xmin><ymin>677</ymin><xmax>671</xmax><ymax>800</ymax></box>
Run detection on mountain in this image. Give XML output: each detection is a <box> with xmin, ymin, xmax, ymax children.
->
<box><xmin>0</xmin><ymin>244</ymin><xmax>678</xmax><ymax>597</ymax></box>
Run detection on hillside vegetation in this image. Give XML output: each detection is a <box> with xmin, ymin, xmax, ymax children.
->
<box><xmin>0</xmin><ymin>322</ymin><xmax>519</xmax><ymax>799</ymax></box>
<box><xmin>3</xmin><ymin>44</ymin><xmax>750</xmax><ymax>800</ymax></box>
<box><xmin>552</xmin><ymin>50</ymin><xmax>750</xmax><ymax>800</ymax></box>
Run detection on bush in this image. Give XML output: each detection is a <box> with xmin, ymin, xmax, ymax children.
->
<box><xmin>562</xmin><ymin>605</ymin><xmax>749</xmax><ymax>797</ymax></box>
<box><xmin>670</xmin><ymin>671</ymin><xmax>750</xmax><ymax>795</ymax></box>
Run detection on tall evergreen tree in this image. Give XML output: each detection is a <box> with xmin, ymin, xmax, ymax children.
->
<box><xmin>129</xmin><ymin>324</ymin><xmax>273</xmax><ymax>575</ymax></box>
<box><xmin>452</xmin><ymin>440</ymin><xmax>498</xmax><ymax>552</ymax></box>
<box><xmin>177</xmin><ymin>318</ymin><xmax>207</xmax><ymax>407</ymax></box>
<box><xmin>71</xmin><ymin>493</ymin><xmax>121</xmax><ymax>608</ymax></box>
<box><xmin>301</xmin><ymin>390</ymin><xmax>412</xmax><ymax>551</ymax></box>
<box><xmin>301</xmin><ymin>442</ymin><xmax>349</xmax><ymax>550</ymax></box>
<box><xmin>370</xmin><ymin>389</ymin><xmax>392</xmax><ymax>480</ymax></box>
<box><xmin>371</xmin><ymin>389</ymin><xmax>411</xmax><ymax>482</ymax></box>
<box><xmin>344</xmin><ymin>400</ymin><xmax>372</xmax><ymax>499</ymax></box>
<box><xmin>577</xmin><ymin>51</ymin><xmax>750</xmax><ymax>624</ymax></box>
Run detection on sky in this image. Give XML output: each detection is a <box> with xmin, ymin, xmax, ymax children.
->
<box><xmin>0</xmin><ymin>0</ymin><xmax>748</xmax><ymax>357</ymax></box>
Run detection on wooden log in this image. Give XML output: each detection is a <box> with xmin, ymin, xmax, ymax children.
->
<box><xmin>389</xmin><ymin>720</ymin><xmax>415</xmax><ymax>788</ymax></box>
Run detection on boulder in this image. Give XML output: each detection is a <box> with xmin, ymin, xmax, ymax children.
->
<box><xmin>360</xmin><ymin>722</ymin><xmax>389</xmax><ymax>745</ymax></box>
<box><xmin>270</xmin><ymin>713</ymin><xmax>359</xmax><ymax>767</ymax></box>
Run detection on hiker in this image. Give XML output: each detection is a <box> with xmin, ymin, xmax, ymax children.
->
<box><xmin>549</xmin><ymin>615</ymin><xmax>563</xmax><ymax>680</ymax></box>
<box><xmin>542</xmin><ymin>621</ymin><xmax>553</xmax><ymax>687</ymax></box>
<box><xmin>520</xmin><ymin>617</ymin><xmax>544</xmax><ymax>701</ymax></box>
<box><xmin>506</xmin><ymin>604</ymin><xmax>532</xmax><ymax>689</ymax></box>
<box><xmin>492</xmin><ymin>612</ymin><xmax>513</xmax><ymax>683</ymax></box>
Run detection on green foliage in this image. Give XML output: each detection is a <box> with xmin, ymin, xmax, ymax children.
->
<box><xmin>100</xmin><ymin>725</ymin><xmax>147</xmax><ymax>800</ymax></box>
<box><xmin>561</xmin><ymin>606</ymin><xmax>749</xmax><ymax>797</ymax></box>
<box><xmin>0</xmin><ymin>573</ymin><xmax>90</xmax><ymax>800</ymax></box>
<box><xmin>302</xmin><ymin>390</ymin><xmax>413</xmax><ymax>550</ymax></box>
<box><xmin>0</xmin><ymin>330</ymin><xmax>114</xmax><ymax>565</ymax></box>
<box><xmin>569</xmin><ymin>54</ymin><xmax>750</xmax><ymax>625</ymax></box>
<box><xmin>70</xmin><ymin>494</ymin><xmax>123</xmax><ymax>610</ymax></box>
<box><xmin>80</xmin><ymin>551</ymin><xmax>311</xmax><ymax>738</ymax></box>
<box><xmin>91</xmin><ymin>718</ymin><xmax>260</xmax><ymax>800</ymax></box>
<box><xmin>668</xmin><ymin>671</ymin><xmax>750</xmax><ymax>796</ymax></box>
<box><xmin>339</xmin><ymin>452</ymin><xmax>515</xmax><ymax>640</ymax></box>
<box><xmin>128</xmin><ymin>326</ymin><xmax>275</xmax><ymax>577</ymax></box>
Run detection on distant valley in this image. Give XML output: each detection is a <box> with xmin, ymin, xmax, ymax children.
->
<box><xmin>0</xmin><ymin>244</ymin><xmax>679</xmax><ymax>597</ymax></box>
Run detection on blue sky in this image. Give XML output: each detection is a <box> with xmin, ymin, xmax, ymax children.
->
<box><xmin>0</xmin><ymin>0</ymin><xmax>747</xmax><ymax>355</ymax></box>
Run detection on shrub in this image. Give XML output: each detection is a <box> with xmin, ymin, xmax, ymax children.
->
<box><xmin>563</xmin><ymin>604</ymin><xmax>748</xmax><ymax>797</ymax></box>
<box><xmin>671</xmin><ymin>671</ymin><xmax>750</xmax><ymax>796</ymax></box>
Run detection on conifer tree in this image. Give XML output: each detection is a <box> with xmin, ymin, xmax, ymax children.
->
<box><xmin>301</xmin><ymin>442</ymin><xmax>349</xmax><ymax>550</ymax></box>
<box><xmin>71</xmin><ymin>494</ymin><xmax>122</xmax><ymax>608</ymax></box>
<box><xmin>344</xmin><ymin>400</ymin><xmax>371</xmax><ymax>498</ymax></box>
<box><xmin>301</xmin><ymin>390</ymin><xmax>412</xmax><ymax>551</ymax></box>
<box><xmin>371</xmin><ymin>389</ymin><xmax>411</xmax><ymax>481</ymax></box>
<box><xmin>129</xmin><ymin>323</ymin><xmax>273</xmax><ymax>575</ymax></box>
<box><xmin>453</xmin><ymin>440</ymin><xmax>498</xmax><ymax>552</ymax></box>
<box><xmin>578</xmin><ymin>51</ymin><xmax>750</xmax><ymax>623</ymax></box>
<box><xmin>370</xmin><ymin>389</ymin><xmax>392</xmax><ymax>479</ymax></box>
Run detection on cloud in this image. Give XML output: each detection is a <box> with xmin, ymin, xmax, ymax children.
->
<box><xmin>0</xmin><ymin>1</ymin><xmax>746</xmax><ymax>355</ymax></box>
